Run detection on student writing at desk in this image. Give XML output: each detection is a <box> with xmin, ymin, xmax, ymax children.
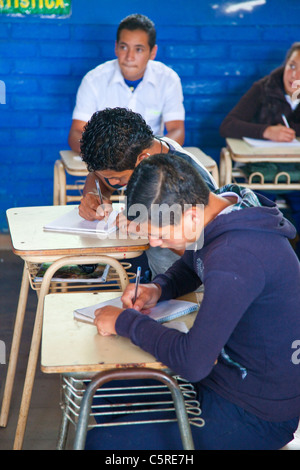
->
<box><xmin>88</xmin><ymin>154</ymin><xmax>300</xmax><ymax>450</ymax></box>
<box><xmin>68</xmin><ymin>13</ymin><xmax>185</xmax><ymax>153</ymax></box>
<box><xmin>78</xmin><ymin>107</ymin><xmax>218</xmax><ymax>279</ymax></box>
<box><xmin>220</xmin><ymin>42</ymin><xmax>300</xmax><ymax>258</ymax></box>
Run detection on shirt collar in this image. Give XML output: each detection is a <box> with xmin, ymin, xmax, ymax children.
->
<box><xmin>111</xmin><ymin>59</ymin><xmax>157</xmax><ymax>87</ymax></box>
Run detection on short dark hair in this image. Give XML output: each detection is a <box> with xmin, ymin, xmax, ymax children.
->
<box><xmin>285</xmin><ymin>42</ymin><xmax>300</xmax><ymax>62</ymax></box>
<box><xmin>80</xmin><ymin>108</ymin><xmax>154</xmax><ymax>172</ymax></box>
<box><xmin>117</xmin><ymin>14</ymin><xmax>156</xmax><ymax>50</ymax></box>
<box><xmin>126</xmin><ymin>153</ymin><xmax>210</xmax><ymax>226</ymax></box>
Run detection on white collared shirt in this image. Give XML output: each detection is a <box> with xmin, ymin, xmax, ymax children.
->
<box><xmin>72</xmin><ymin>59</ymin><xmax>185</xmax><ymax>135</ymax></box>
<box><xmin>285</xmin><ymin>94</ymin><xmax>300</xmax><ymax>111</ymax></box>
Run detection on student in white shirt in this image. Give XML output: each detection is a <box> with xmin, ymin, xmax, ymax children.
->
<box><xmin>68</xmin><ymin>14</ymin><xmax>185</xmax><ymax>153</ymax></box>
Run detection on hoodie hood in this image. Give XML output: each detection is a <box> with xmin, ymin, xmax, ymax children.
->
<box><xmin>204</xmin><ymin>188</ymin><xmax>297</xmax><ymax>246</ymax></box>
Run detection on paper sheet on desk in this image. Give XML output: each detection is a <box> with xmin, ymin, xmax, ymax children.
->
<box><xmin>43</xmin><ymin>207</ymin><xmax>118</xmax><ymax>234</ymax></box>
<box><xmin>243</xmin><ymin>137</ymin><xmax>300</xmax><ymax>148</ymax></box>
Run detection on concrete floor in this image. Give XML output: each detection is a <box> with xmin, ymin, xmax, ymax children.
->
<box><xmin>0</xmin><ymin>241</ymin><xmax>299</xmax><ymax>451</ymax></box>
<box><xmin>0</xmin><ymin>247</ymin><xmax>75</xmax><ymax>450</ymax></box>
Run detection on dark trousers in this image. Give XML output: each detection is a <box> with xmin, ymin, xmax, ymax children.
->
<box><xmin>85</xmin><ymin>382</ymin><xmax>299</xmax><ymax>451</ymax></box>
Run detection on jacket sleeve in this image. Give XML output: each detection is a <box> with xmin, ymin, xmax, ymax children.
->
<box><xmin>220</xmin><ymin>82</ymin><xmax>269</xmax><ymax>139</ymax></box>
<box><xmin>115</xmin><ymin>248</ymin><xmax>265</xmax><ymax>383</ymax></box>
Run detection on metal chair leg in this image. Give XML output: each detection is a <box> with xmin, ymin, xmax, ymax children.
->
<box><xmin>73</xmin><ymin>368</ymin><xmax>195</xmax><ymax>451</ymax></box>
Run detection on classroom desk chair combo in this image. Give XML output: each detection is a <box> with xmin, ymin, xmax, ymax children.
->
<box><xmin>1</xmin><ymin>205</ymin><xmax>205</xmax><ymax>450</ymax></box>
<box><xmin>220</xmin><ymin>138</ymin><xmax>300</xmax><ymax>190</ymax></box>
<box><xmin>41</xmin><ymin>284</ymin><xmax>204</xmax><ymax>450</ymax></box>
<box><xmin>0</xmin><ymin>205</ymin><xmax>149</xmax><ymax>449</ymax></box>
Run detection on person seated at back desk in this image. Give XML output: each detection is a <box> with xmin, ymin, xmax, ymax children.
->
<box><xmin>78</xmin><ymin>107</ymin><xmax>218</xmax><ymax>279</ymax></box>
<box><xmin>68</xmin><ymin>13</ymin><xmax>185</xmax><ymax>154</ymax></box>
<box><xmin>219</xmin><ymin>42</ymin><xmax>300</xmax><ymax>258</ymax></box>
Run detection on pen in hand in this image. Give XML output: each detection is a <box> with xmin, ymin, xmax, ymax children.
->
<box><xmin>95</xmin><ymin>178</ymin><xmax>110</xmax><ymax>221</ymax></box>
<box><xmin>133</xmin><ymin>266</ymin><xmax>141</xmax><ymax>306</ymax></box>
<box><xmin>281</xmin><ymin>114</ymin><xmax>290</xmax><ymax>128</ymax></box>
<box><xmin>95</xmin><ymin>179</ymin><xmax>104</xmax><ymax>205</ymax></box>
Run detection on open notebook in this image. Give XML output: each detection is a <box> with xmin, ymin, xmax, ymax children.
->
<box><xmin>243</xmin><ymin>137</ymin><xmax>300</xmax><ymax>148</ymax></box>
<box><xmin>44</xmin><ymin>207</ymin><xmax>118</xmax><ymax>235</ymax></box>
<box><xmin>73</xmin><ymin>296</ymin><xmax>198</xmax><ymax>325</ymax></box>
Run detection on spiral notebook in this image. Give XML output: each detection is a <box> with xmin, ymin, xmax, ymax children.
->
<box><xmin>73</xmin><ymin>296</ymin><xmax>198</xmax><ymax>325</ymax></box>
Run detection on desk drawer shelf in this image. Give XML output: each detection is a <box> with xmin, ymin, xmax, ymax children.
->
<box><xmin>26</xmin><ymin>261</ymin><xmax>136</xmax><ymax>292</ymax></box>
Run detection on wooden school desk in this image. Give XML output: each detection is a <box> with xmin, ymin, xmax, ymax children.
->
<box><xmin>1</xmin><ymin>205</ymin><xmax>149</xmax><ymax>449</ymax></box>
<box><xmin>53</xmin><ymin>151</ymin><xmax>88</xmax><ymax>205</ymax></box>
<box><xmin>41</xmin><ymin>291</ymin><xmax>202</xmax><ymax>449</ymax></box>
<box><xmin>220</xmin><ymin>138</ymin><xmax>300</xmax><ymax>190</ymax></box>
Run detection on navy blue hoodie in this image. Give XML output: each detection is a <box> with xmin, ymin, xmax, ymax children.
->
<box><xmin>116</xmin><ymin>191</ymin><xmax>300</xmax><ymax>422</ymax></box>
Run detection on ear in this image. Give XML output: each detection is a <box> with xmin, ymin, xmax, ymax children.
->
<box><xmin>114</xmin><ymin>40</ymin><xmax>119</xmax><ymax>57</ymax></box>
<box><xmin>135</xmin><ymin>152</ymin><xmax>151</xmax><ymax>166</ymax></box>
<box><xmin>183</xmin><ymin>206</ymin><xmax>204</xmax><ymax>241</ymax></box>
<box><xmin>150</xmin><ymin>44</ymin><xmax>158</xmax><ymax>60</ymax></box>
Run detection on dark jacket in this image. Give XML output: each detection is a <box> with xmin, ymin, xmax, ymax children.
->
<box><xmin>220</xmin><ymin>66</ymin><xmax>300</xmax><ymax>139</ymax></box>
<box><xmin>116</xmin><ymin>190</ymin><xmax>300</xmax><ymax>422</ymax></box>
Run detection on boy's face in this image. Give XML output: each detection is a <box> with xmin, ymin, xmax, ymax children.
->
<box><xmin>115</xmin><ymin>29</ymin><xmax>157</xmax><ymax>81</ymax></box>
<box><xmin>132</xmin><ymin>208</ymin><xmax>204</xmax><ymax>252</ymax></box>
<box><xmin>96</xmin><ymin>169</ymin><xmax>133</xmax><ymax>188</ymax></box>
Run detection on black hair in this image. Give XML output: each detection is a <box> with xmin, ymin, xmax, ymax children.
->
<box><xmin>285</xmin><ymin>42</ymin><xmax>300</xmax><ymax>62</ymax></box>
<box><xmin>117</xmin><ymin>14</ymin><xmax>156</xmax><ymax>50</ymax></box>
<box><xmin>80</xmin><ymin>108</ymin><xmax>154</xmax><ymax>172</ymax></box>
<box><xmin>126</xmin><ymin>153</ymin><xmax>210</xmax><ymax>226</ymax></box>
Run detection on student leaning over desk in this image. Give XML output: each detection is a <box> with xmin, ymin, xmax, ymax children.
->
<box><xmin>220</xmin><ymin>42</ymin><xmax>300</xmax><ymax>258</ymax></box>
<box><xmin>78</xmin><ymin>107</ymin><xmax>217</xmax><ymax>279</ymax></box>
<box><xmin>88</xmin><ymin>154</ymin><xmax>300</xmax><ymax>451</ymax></box>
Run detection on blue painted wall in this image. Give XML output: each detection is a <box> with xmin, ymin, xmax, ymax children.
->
<box><xmin>1</xmin><ymin>0</ymin><xmax>300</xmax><ymax>232</ymax></box>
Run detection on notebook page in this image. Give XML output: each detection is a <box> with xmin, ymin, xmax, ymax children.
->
<box><xmin>74</xmin><ymin>296</ymin><xmax>198</xmax><ymax>324</ymax></box>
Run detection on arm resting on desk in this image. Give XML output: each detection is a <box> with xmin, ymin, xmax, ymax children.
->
<box><xmin>115</xmin><ymin>248</ymin><xmax>264</xmax><ymax>383</ymax></box>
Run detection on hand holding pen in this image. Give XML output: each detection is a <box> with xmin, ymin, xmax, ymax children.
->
<box><xmin>263</xmin><ymin>115</ymin><xmax>296</xmax><ymax>142</ymax></box>
<box><xmin>78</xmin><ymin>178</ymin><xmax>112</xmax><ymax>221</ymax></box>
<box><xmin>121</xmin><ymin>272</ymin><xmax>162</xmax><ymax>313</ymax></box>
<box><xmin>95</xmin><ymin>179</ymin><xmax>113</xmax><ymax>221</ymax></box>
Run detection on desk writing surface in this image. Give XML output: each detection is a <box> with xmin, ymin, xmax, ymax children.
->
<box><xmin>226</xmin><ymin>138</ymin><xmax>300</xmax><ymax>158</ymax></box>
<box><xmin>59</xmin><ymin>150</ymin><xmax>88</xmax><ymax>172</ymax></box>
<box><xmin>6</xmin><ymin>206</ymin><xmax>149</xmax><ymax>258</ymax></box>
<box><xmin>41</xmin><ymin>292</ymin><xmax>198</xmax><ymax>374</ymax></box>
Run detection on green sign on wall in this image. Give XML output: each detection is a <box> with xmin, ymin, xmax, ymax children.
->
<box><xmin>0</xmin><ymin>0</ymin><xmax>71</xmax><ymax>17</ymax></box>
